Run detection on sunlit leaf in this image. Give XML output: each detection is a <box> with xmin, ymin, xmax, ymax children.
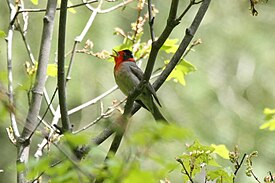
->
<box><xmin>208</xmin><ymin>158</ymin><xmax>221</xmax><ymax>167</ymax></box>
<box><xmin>161</xmin><ymin>39</ymin><xmax>179</xmax><ymax>53</ymax></box>
<box><xmin>27</xmin><ymin>157</ymin><xmax>51</xmax><ymax>180</ymax></box>
<box><xmin>207</xmin><ymin>168</ymin><xmax>234</xmax><ymax>183</ymax></box>
<box><xmin>261</xmin><ymin>108</ymin><xmax>275</xmax><ymax>131</ymax></box>
<box><xmin>0</xmin><ymin>30</ymin><xmax>6</xmax><ymax>38</ymax></box>
<box><xmin>47</xmin><ymin>64</ymin><xmax>57</xmax><ymax>77</ymax></box>
<box><xmin>263</xmin><ymin>108</ymin><xmax>275</xmax><ymax>120</ymax></box>
<box><xmin>260</xmin><ymin>119</ymin><xmax>275</xmax><ymax>131</ymax></box>
<box><xmin>187</xmin><ymin>139</ymin><xmax>215</xmax><ymax>153</ymax></box>
<box><xmin>166</xmin><ymin>59</ymin><xmax>197</xmax><ymax>86</ymax></box>
<box><xmin>167</xmin><ymin>68</ymin><xmax>186</xmax><ymax>85</ymax></box>
<box><xmin>211</xmin><ymin>144</ymin><xmax>230</xmax><ymax>159</ymax></box>
<box><xmin>30</xmin><ymin>0</ymin><xmax>39</xmax><ymax>5</ymax></box>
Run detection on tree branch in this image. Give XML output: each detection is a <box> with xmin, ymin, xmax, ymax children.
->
<box><xmin>5</xmin><ymin>0</ymin><xmax>20</xmax><ymax>139</ymax></box>
<box><xmin>87</xmin><ymin>0</ymin><xmax>212</xmax><ymax>158</ymax></box>
<box><xmin>21</xmin><ymin>0</ymin><xmax>57</xmax><ymax>139</ymax></box>
<box><xmin>143</xmin><ymin>0</ymin><xmax>180</xmax><ymax>82</ymax></box>
<box><xmin>176</xmin><ymin>158</ymin><xmax>194</xmax><ymax>183</ymax></box>
<box><xmin>153</xmin><ymin>0</ymin><xmax>211</xmax><ymax>91</ymax></box>
<box><xmin>17</xmin><ymin>0</ymin><xmax>58</xmax><ymax>182</ymax></box>
<box><xmin>103</xmin><ymin>0</ymin><xmax>188</xmax><ymax>158</ymax></box>
<box><xmin>233</xmin><ymin>153</ymin><xmax>246</xmax><ymax>181</ymax></box>
<box><xmin>58</xmin><ymin>0</ymin><xmax>71</xmax><ymax>132</ymax></box>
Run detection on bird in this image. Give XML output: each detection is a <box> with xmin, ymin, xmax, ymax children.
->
<box><xmin>112</xmin><ymin>49</ymin><xmax>167</xmax><ymax>122</ymax></box>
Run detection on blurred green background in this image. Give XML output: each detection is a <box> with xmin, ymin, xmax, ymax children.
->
<box><xmin>1</xmin><ymin>0</ymin><xmax>275</xmax><ymax>182</ymax></box>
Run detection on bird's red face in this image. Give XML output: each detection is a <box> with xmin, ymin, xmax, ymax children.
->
<box><xmin>112</xmin><ymin>49</ymin><xmax>135</xmax><ymax>70</ymax></box>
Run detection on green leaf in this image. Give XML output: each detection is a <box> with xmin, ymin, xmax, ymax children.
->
<box><xmin>211</xmin><ymin>144</ymin><xmax>230</xmax><ymax>159</ymax></box>
<box><xmin>167</xmin><ymin>67</ymin><xmax>186</xmax><ymax>85</ymax></box>
<box><xmin>207</xmin><ymin>168</ymin><xmax>234</xmax><ymax>183</ymax></box>
<box><xmin>47</xmin><ymin>64</ymin><xmax>57</xmax><ymax>77</ymax></box>
<box><xmin>26</xmin><ymin>157</ymin><xmax>51</xmax><ymax>180</ymax></box>
<box><xmin>64</xmin><ymin>133</ymin><xmax>90</xmax><ymax>147</ymax></box>
<box><xmin>166</xmin><ymin>59</ymin><xmax>197</xmax><ymax>86</ymax></box>
<box><xmin>0</xmin><ymin>30</ymin><xmax>6</xmax><ymax>38</ymax></box>
<box><xmin>30</xmin><ymin>0</ymin><xmax>39</xmax><ymax>5</ymax></box>
<box><xmin>161</xmin><ymin>39</ymin><xmax>179</xmax><ymax>53</ymax></box>
<box><xmin>187</xmin><ymin>139</ymin><xmax>215</xmax><ymax>154</ymax></box>
<box><xmin>260</xmin><ymin>108</ymin><xmax>275</xmax><ymax>131</ymax></box>
<box><xmin>263</xmin><ymin>108</ymin><xmax>275</xmax><ymax>120</ymax></box>
<box><xmin>260</xmin><ymin>119</ymin><xmax>275</xmax><ymax>131</ymax></box>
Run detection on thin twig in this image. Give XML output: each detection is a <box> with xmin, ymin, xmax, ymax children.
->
<box><xmin>176</xmin><ymin>0</ymin><xmax>201</xmax><ymax>22</ymax></box>
<box><xmin>34</xmin><ymin>85</ymin><xmax>119</xmax><ymax>157</ymax></box>
<box><xmin>43</xmin><ymin>87</ymin><xmax>56</xmax><ymax>116</ymax></box>
<box><xmin>84</xmin><ymin>0</ymin><xmax>133</xmax><ymax>13</ymax></box>
<box><xmin>34</xmin><ymin>105</ymin><xmax>61</xmax><ymax>158</ymax></box>
<box><xmin>17</xmin><ymin>24</ymin><xmax>36</xmax><ymax>64</ymax></box>
<box><xmin>73</xmin><ymin>98</ymin><xmax>126</xmax><ymax>134</ymax></box>
<box><xmin>27</xmin><ymin>88</ymin><xmax>58</xmax><ymax>140</ymax></box>
<box><xmin>251</xmin><ymin>171</ymin><xmax>261</xmax><ymax>183</ymax></box>
<box><xmin>6</xmin><ymin>0</ymin><xmax>20</xmax><ymax>139</ymax></box>
<box><xmin>148</xmin><ymin>0</ymin><xmax>156</xmax><ymax>42</ymax></box>
<box><xmin>68</xmin><ymin>86</ymin><xmax>118</xmax><ymax>115</ymax></box>
<box><xmin>75</xmin><ymin>0</ymin><xmax>103</xmax><ymax>42</ymax></box>
<box><xmin>53</xmin><ymin>142</ymin><xmax>94</xmax><ymax>179</ymax></box>
<box><xmin>99</xmin><ymin>0</ymin><xmax>133</xmax><ymax>13</ymax></box>
<box><xmin>66</xmin><ymin>42</ymin><xmax>77</xmax><ymax>81</ymax></box>
<box><xmin>176</xmin><ymin>158</ymin><xmax>194</xmax><ymax>183</ymax></box>
<box><xmin>17</xmin><ymin>0</ymin><xmax>98</xmax><ymax>13</ymax></box>
<box><xmin>234</xmin><ymin>154</ymin><xmax>247</xmax><ymax>177</ymax></box>
<box><xmin>31</xmin><ymin>159</ymin><xmax>63</xmax><ymax>183</ymax></box>
<box><xmin>269</xmin><ymin>171</ymin><xmax>274</xmax><ymax>182</ymax></box>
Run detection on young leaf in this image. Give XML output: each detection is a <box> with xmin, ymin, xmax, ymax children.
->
<box><xmin>165</xmin><ymin>59</ymin><xmax>197</xmax><ymax>86</ymax></box>
<box><xmin>260</xmin><ymin>119</ymin><xmax>275</xmax><ymax>131</ymax></box>
<box><xmin>207</xmin><ymin>168</ymin><xmax>234</xmax><ymax>183</ymax></box>
<box><xmin>260</xmin><ymin>108</ymin><xmax>275</xmax><ymax>131</ymax></box>
<box><xmin>211</xmin><ymin>144</ymin><xmax>230</xmax><ymax>159</ymax></box>
<box><xmin>0</xmin><ymin>30</ymin><xmax>6</xmax><ymax>38</ymax></box>
<box><xmin>263</xmin><ymin>108</ymin><xmax>275</xmax><ymax>120</ymax></box>
<box><xmin>30</xmin><ymin>0</ymin><xmax>39</xmax><ymax>5</ymax></box>
<box><xmin>161</xmin><ymin>39</ymin><xmax>179</xmax><ymax>53</ymax></box>
<box><xmin>47</xmin><ymin>64</ymin><xmax>57</xmax><ymax>77</ymax></box>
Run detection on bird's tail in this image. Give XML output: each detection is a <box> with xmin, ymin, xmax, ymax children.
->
<box><xmin>151</xmin><ymin>103</ymin><xmax>168</xmax><ymax>123</ymax></box>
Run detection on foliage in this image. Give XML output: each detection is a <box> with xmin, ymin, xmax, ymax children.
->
<box><xmin>260</xmin><ymin>108</ymin><xmax>275</xmax><ymax>131</ymax></box>
<box><xmin>176</xmin><ymin>140</ymin><xmax>233</xmax><ymax>183</ymax></box>
<box><xmin>1</xmin><ymin>0</ymin><xmax>274</xmax><ymax>182</ymax></box>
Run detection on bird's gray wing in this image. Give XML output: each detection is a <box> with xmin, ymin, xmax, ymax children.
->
<box><xmin>129</xmin><ymin>65</ymin><xmax>162</xmax><ymax>107</ymax></box>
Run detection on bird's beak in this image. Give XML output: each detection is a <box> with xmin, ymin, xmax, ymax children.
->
<box><xmin>110</xmin><ymin>49</ymin><xmax>118</xmax><ymax>57</ymax></box>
